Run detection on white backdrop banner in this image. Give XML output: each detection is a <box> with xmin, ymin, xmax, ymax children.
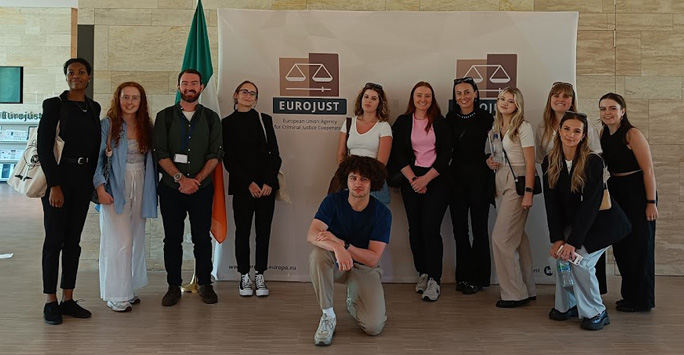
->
<box><xmin>212</xmin><ymin>9</ymin><xmax>578</xmax><ymax>284</ymax></box>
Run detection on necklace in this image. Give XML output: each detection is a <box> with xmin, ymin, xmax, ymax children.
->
<box><xmin>457</xmin><ymin>111</ymin><xmax>476</xmax><ymax>119</ymax></box>
<box><xmin>73</xmin><ymin>101</ymin><xmax>87</xmax><ymax>113</ymax></box>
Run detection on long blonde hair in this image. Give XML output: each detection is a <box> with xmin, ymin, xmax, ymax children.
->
<box><xmin>545</xmin><ymin>112</ymin><xmax>590</xmax><ymax>193</ymax></box>
<box><xmin>493</xmin><ymin>87</ymin><xmax>525</xmax><ymax>140</ymax></box>
<box><xmin>541</xmin><ymin>82</ymin><xmax>577</xmax><ymax>152</ymax></box>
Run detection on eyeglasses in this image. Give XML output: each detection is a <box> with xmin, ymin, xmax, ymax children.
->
<box><xmin>365</xmin><ymin>82</ymin><xmax>383</xmax><ymax>91</ymax></box>
<box><xmin>552</xmin><ymin>81</ymin><xmax>573</xmax><ymax>88</ymax></box>
<box><xmin>563</xmin><ymin>110</ymin><xmax>587</xmax><ymax>119</ymax></box>
<box><xmin>454</xmin><ymin>77</ymin><xmax>475</xmax><ymax>85</ymax></box>
<box><xmin>239</xmin><ymin>89</ymin><xmax>257</xmax><ymax>97</ymax></box>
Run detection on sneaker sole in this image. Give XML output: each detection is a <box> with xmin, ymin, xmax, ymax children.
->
<box><xmin>256</xmin><ymin>290</ymin><xmax>269</xmax><ymax>297</ymax></box>
<box><xmin>44</xmin><ymin>318</ymin><xmax>63</xmax><ymax>325</ymax></box>
<box><xmin>422</xmin><ymin>295</ymin><xmax>439</xmax><ymax>302</ymax></box>
<box><xmin>581</xmin><ymin>317</ymin><xmax>610</xmax><ymax>331</ymax></box>
<box><xmin>110</xmin><ymin>306</ymin><xmax>132</xmax><ymax>312</ymax></box>
<box><xmin>239</xmin><ymin>290</ymin><xmax>254</xmax><ymax>297</ymax></box>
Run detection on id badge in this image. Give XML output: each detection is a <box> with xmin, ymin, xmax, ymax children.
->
<box><xmin>174</xmin><ymin>153</ymin><xmax>189</xmax><ymax>164</ymax></box>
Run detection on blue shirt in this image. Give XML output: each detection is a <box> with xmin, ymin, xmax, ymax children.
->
<box><xmin>314</xmin><ymin>190</ymin><xmax>391</xmax><ymax>248</ymax></box>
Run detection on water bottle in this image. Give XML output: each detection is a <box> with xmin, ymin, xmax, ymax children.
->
<box><xmin>556</xmin><ymin>260</ymin><xmax>574</xmax><ymax>288</ymax></box>
<box><xmin>490</xmin><ymin>133</ymin><xmax>504</xmax><ymax>164</ymax></box>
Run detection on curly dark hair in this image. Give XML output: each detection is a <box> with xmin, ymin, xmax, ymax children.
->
<box><xmin>335</xmin><ymin>156</ymin><xmax>387</xmax><ymax>192</ymax></box>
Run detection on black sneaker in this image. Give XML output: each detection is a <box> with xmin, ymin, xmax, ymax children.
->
<box><xmin>162</xmin><ymin>285</ymin><xmax>181</xmax><ymax>307</ymax></box>
<box><xmin>580</xmin><ymin>310</ymin><xmax>610</xmax><ymax>330</ymax></box>
<box><xmin>198</xmin><ymin>284</ymin><xmax>218</xmax><ymax>304</ymax></box>
<box><xmin>59</xmin><ymin>299</ymin><xmax>92</xmax><ymax>318</ymax></box>
<box><xmin>44</xmin><ymin>301</ymin><xmax>63</xmax><ymax>325</ymax></box>
<box><xmin>548</xmin><ymin>306</ymin><xmax>579</xmax><ymax>321</ymax></box>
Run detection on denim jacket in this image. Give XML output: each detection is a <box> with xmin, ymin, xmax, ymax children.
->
<box><xmin>93</xmin><ymin>118</ymin><xmax>158</xmax><ymax>218</ymax></box>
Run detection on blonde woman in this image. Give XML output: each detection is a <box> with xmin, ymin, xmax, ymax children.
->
<box><xmin>486</xmin><ymin>87</ymin><xmax>536</xmax><ymax>308</ymax></box>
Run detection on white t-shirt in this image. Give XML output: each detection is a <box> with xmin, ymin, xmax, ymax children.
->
<box><xmin>501</xmin><ymin>121</ymin><xmax>534</xmax><ymax>166</ymax></box>
<box><xmin>341</xmin><ymin>116</ymin><xmax>392</xmax><ymax>159</ymax></box>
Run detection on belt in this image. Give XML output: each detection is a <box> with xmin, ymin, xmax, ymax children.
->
<box><xmin>62</xmin><ymin>157</ymin><xmax>90</xmax><ymax>165</ymax></box>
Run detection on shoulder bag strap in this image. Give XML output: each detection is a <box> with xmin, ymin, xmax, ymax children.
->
<box><xmin>345</xmin><ymin>117</ymin><xmax>352</xmax><ymax>156</ymax></box>
<box><xmin>500</xmin><ymin>130</ymin><xmax>518</xmax><ymax>182</ymax></box>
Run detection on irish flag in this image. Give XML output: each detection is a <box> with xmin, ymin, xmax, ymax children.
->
<box><xmin>179</xmin><ymin>0</ymin><xmax>227</xmax><ymax>244</ymax></box>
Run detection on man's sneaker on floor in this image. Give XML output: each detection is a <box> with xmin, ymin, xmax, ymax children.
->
<box><xmin>199</xmin><ymin>284</ymin><xmax>218</xmax><ymax>304</ymax></box>
<box><xmin>415</xmin><ymin>273</ymin><xmax>428</xmax><ymax>294</ymax></box>
<box><xmin>314</xmin><ymin>314</ymin><xmax>336</xmax><ymax>346</ymax></box>
<box><xmin>59</xmin><ymin>299</ymin><xmax>92</xmax><ymax>318</ymax></box>
<box><xmin>239</xmin><ymin>274</ymin><xmax>253</xmax><ymax>297</ymax></box>
<box><xmin>107</xmin><ymin>301</ymin><xmax>132</xmax><ymax>312</ymax></box>
<box><xmin>161</xmin><ymin>285</ymin><xmax>181</xmax><ymax>307</ymax></box>
<box><xmin>255</xmin><ymin>273</ymin><xmax>269</xmax><ymax>297</ymax></box>
<box><xmin>422</xmin><ymin>278</ymin><xmax>440</xmax><ymax>302</ymax></box>
<box><xmin>44</xmin><ymin>301</ymin><xmax>62</xmax><ymax>325</ymax></box>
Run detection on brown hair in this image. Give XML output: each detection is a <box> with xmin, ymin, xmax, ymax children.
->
<box><xmin>541</xmin><ymin>82</ymin><xmax>577</xmax><ymax>152</ymax></box>
<box><xmin>353</xmin><ymin>83</ymin><xmax>389</xmax><ymax>122</ymax></box>
<box><xmin>404</xmin><ymin>81</ymin><xmax>442</xmax><ymax>133</ymax></box>
<box><xmin>232</xmin><ymin>80</ymin><xmax>259</xmax><ymax>109</ymax></box>
<box><xmin>545</xmin><ymin>111</ymin><xmax>590</xmax><ymax>193</ymax></box>
<box><xmin>107</xmin><ymin>82</ymin><xmax>153</xmax><ymax>153</ymax></box>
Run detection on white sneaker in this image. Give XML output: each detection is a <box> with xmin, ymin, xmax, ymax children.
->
<box><xmin>128</xmin><ymin>295</ymin><xmax>140</xmax><ymax>305</ymax></box>
<box><xmin>415</xmin><ymin>273</ymin><xmax>428</xmax><ymax>293</ymax></box>
<box><xmin>239</xmin><ymin>274</ymin><xmax>253</xmax><ymax>297</ymax></box>
<box><xmin>422</xmin><ymin>278</ymin><xmax>440</xmax><ymax>302</ymax></box>
<box><xmin>255</xmin><ymin>273</ymin><xmax>269</xmax><ymax>297</ymax></box>
<box><xmin>314</xmin><ymin>314</ymin><xmax>336</xmax><ymax>346</ymax></box>
<box><xmin>107</xmin><ymin>300</ymin><xmax>132</xmax><ymax>312</ymax></box>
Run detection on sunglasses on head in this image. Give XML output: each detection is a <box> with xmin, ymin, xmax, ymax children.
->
<box><xmin>454</xmin><ymin>77</ymin><xmax>475</xmax><ymax>85</ymax></box>
<box><xmin>552</xmin><ymin>81</ymin><xmax>574</xmax><ymax>88</ymax></box>
<box><xmin>365</xmin><ymin>82</ymin><xmax>383</xmax><ymax>90</ymax></box>
<box><xmin>563</xmin><ymin>110</ymin><xmax>587</xmax><ymax>119</ymax></box>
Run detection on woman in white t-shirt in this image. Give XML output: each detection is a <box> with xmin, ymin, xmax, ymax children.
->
<box><xmin>486</xmin><ymin>87</ymin><xmax>537</xmax><ymax>308</ymax></box>
<box><xmin>336</xmin><ymin>82</ymin><xmax>392</xmax><ymax>205</ymax></box>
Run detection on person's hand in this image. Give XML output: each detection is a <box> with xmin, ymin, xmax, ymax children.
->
<box><xmin>411</xmin><ymin>175</ymin><xmax>429</xmax><ymax>193</ymax></box>
<box><xmin>248</xmin><ymin>182</ymin><xmax>262</xmax><ymax>198</ymax></box>
<box><xmin>96</xmin><ymin>184</ymin><xmax>113</xmax><ymax>205</ymax></box>
<box><xmin>315</xmin><ymin>231</ymin><xmax>343</xmax><ymax>246</ymax></box>
<box><xmin>486</xmin><ymin>156</ymin><xmax>500</xmax><ymax>171</ymax></box>
<box><xmin>334</xmin><ymin>247</ymin><xmax>353</xmax><ymax>272</ymax></box>
<box><xmin>261</xmin><ymin>183</ymin><xmax>272</xmax><ymax>197</ymax></box>
<box><xmin>558</xmin><ymin>243</ymin><xmax>576</xmax><ymax>262</ymax></box>
<box><xmin>49</xmin><ymin>186</ymin><xmax>64</xmax><ymax>208</ymax></box>
<box><xmin>521</xmin><ymin>193</ymin><xmax>533</xmax><ymax>210</ymax></box>
<box><xmin>646</xmin><ymin>204</ymin><xmax>658</xmax><ymax>222</ymax></box>
<box><xmin>178</xmin><ymin>177</ymin><xmax>200</xmax><ymax>194</ymax></box>
<box><xmin>417</xmin><ymin>187</ymin><xmax>427</xmax><ymax>194</ymax></box>
<box><xmin>550</xmin><ymin>240</ymin><xmax>565</xmax><ymax>258</ymax></box>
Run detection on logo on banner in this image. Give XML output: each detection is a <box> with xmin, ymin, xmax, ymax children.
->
<box><xmin>454</xmin><ymin>54</ymin><xmax>517</xmax><ymax>114</ymax></box>
<box><xmin>274</xmin><ymin>53</ymin><xmax>346</xmax><ymax>115</ymax></box>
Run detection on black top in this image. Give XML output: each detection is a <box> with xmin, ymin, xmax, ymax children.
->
<box><xmin>542</xmin><ymin>154</ymin><xmax>631</xmax><ymax>253</ymax></box>
<box><xmin>222</xmin><ymin>109</ymin><xmax>281</xmax><ymax>195</ymax></box>
<box><xmin>37</xmin><ymin>91</ymin><xmax>101</xmax><ymax>188</ymax></box>
<box><xmin>446</xmin><ymin>107</ymin><xmax>493</xmax><ymax>173</ymax></box>
<box><xmin>388</xmin><ymin>114</ymin><xmax>452</xmax><ymax>182</ymax></box>
<box><xmin>153</xmin><ymin>103</ymin><xmax>223</xmax><ymax>189</ymax></box>
<box><xmin>600</xmin><ymin>124</ymin><xmax>640</xmax><ymax>173</ymax></box>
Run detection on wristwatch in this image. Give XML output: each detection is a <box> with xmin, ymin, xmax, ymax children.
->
<box><xmin>524</xmin><ymin>187</ymin><xmax>533</xmax><ymax>193</ymax></box>
<box><xmin>344</xmin><ymin>241</ymin><xmax>350</xmax><ymax>250</ymax></box>
<box><xmin>411</xmin><ymin>176</ymin><xmax>418</xmax><ymax>182</ymax></box>
<box><xmin>173</xmin><ymin>172</ymin><xmax>183</xmax><ymax>183</ymax></box>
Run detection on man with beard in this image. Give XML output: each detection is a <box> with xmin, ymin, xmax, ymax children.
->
<box><xmin>153</xmin><ymin>69</ymin><xmax>223</xmax><ymax>306</ymax></box>
<box><xmin>307</xmin><ymin>156</ymin><xmax>392</xmax><ymax>346</ymax></box>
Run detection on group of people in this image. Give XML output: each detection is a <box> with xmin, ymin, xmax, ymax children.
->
<box><xmin>36</xmin><ymin>57</ymin><xmax>657</xmax><ymax>344</ymax></box>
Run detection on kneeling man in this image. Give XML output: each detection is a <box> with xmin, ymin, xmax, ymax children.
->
<box><xmin>308</xmin><ymin>156</ymin><xmax>392</xmax><ymax>346</ymax></box>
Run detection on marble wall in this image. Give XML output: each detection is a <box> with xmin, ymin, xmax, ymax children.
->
<box><xmin>71</xmin><ymin>0</ymin><xmax>684</xmax><ymax>275</ymax></box>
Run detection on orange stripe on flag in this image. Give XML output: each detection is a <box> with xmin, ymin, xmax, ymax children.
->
<box><xmin>211</xmin><ymin>162</ymin><xmax>227</xmax><ymax>243</ymax></box>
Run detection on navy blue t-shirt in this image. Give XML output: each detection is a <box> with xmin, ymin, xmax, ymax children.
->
<box><xmin>314</xmin><ymin>190</ymin><xmax>391</xmax><ymax>249</ymax></box>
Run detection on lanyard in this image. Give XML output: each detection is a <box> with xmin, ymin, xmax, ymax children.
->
<box><xmin>180</xmin><ymin>113</ymin><xmax>197</xmax><ymax>151</ymax></box>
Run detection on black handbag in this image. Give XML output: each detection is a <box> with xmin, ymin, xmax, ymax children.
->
<box><xmin>501</xmin><ymin>141</ymin><xmax>541</xmax><ymax>196</ymax></box>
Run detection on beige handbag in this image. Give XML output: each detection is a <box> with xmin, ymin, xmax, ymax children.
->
<box><xmin>275</xmin><ymin>171</ymin><xmax>292</xmax><ymax>204</ymax></box>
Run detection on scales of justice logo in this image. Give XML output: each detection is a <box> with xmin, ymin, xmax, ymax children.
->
<box><xmin>274</xmin><ymin>53</ymin><xmax>346</xmax><ymax>115</ymax></box>
<box><xmin>454</xmin><ymin>54</ymin><xmax>517</xmax><ymax>114</ymax></box>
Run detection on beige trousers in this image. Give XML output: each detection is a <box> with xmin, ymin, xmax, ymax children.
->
<box><xmin>491</xmin><ymin>166</ymin><xmax>536</xmax><ymax>301</ymax></box>
<box><xmin>309</xmin><ymin>246</ymin><xmax>386</xmax><ymax>335</ymax></box>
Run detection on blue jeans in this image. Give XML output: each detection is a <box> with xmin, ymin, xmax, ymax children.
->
<box><xmin>371</xmin><ymin>181</ymin><xmax>390</xmax><ymax>207</ymax></box>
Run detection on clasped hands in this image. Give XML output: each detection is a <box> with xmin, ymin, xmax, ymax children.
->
<box><xmin>249</xmin><ymin>182</ymin><xmax>273</xmax><ymax>198</ymax></box>
<box><xmin>315</xmin><ymin>231</ymin><xmax>353</xmax><ymax>272</ymax></box>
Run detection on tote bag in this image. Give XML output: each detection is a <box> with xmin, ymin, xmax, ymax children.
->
<box><xmin>9</xmin><ymin>124</ymin><xmax>64</xmax><ymax>198</ymax></box>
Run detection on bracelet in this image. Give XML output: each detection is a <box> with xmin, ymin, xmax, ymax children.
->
<box><xmin>411</xmin><ymin>176</ymin><xmax>418</xmax><ymax>182</ymax></box>
<box><xmin>646</xmin><ymin>200</ymin><xmax>656</xmax><ymax>204</ymax></box>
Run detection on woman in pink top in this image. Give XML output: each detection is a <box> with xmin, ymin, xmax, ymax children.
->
<box><xmin>387</xmin><ymin>82</ymin><xmax>452</xmax><ymax>302</ymax></box>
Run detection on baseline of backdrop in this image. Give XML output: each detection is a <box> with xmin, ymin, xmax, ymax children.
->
<box><xmin>209</xmin><ymin>10</ymin><xmax>578</xmax><ymax>284</ymax></box>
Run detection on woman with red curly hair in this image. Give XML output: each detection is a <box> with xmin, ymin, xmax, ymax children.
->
<box><xmin>94</xmin><ymin>82</ymin><xmax>157</xmax><ymax>312</ymax></box>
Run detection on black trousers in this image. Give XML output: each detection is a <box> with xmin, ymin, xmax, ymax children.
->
<box><xmin>400</xmin><ymin>167</ymin><xmax>449</xmax><ymax>284</ymax></box>
<box><xmin>159</xmin><ymin>183</ymin><xmax>214</xmax><ymax>286</ymax></box>
<box><xmin>41</xmin><ymin>172</ymin><xmax>93</xmax><ymax>294</ymax></box>
<box><xmin>609</xmin><ymin>172</ymin><xmax>656</xmax><ymax>310</ymax></box>
<box><xmin>232</xmin><ymin>189</ymin><xmax>275</xmax><ymax>274</ymax></box>
<box><xmin>449</xmin><ymin>175</ymin><xmax>491</xmax><ymax>287</ymax></box>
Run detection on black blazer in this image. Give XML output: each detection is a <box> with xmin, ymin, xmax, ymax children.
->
<box><xmin>388</xmin><ymin>113</ymin><xmax>452</xmax><ymax>184</ymax></box>
<box><xmin>222</xmin><ymin>109</ymin><xmax>281</xmax><ymax>195</ymax></box>
<box><xmin>37</xmin><ymin>91</ymin><xmax>101</xmax><ymax>188</ymax></box>
<box><xmin>542</xmin><ymin>154</ymin><xmax>631</xmax><ymax>253</ymax></box>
